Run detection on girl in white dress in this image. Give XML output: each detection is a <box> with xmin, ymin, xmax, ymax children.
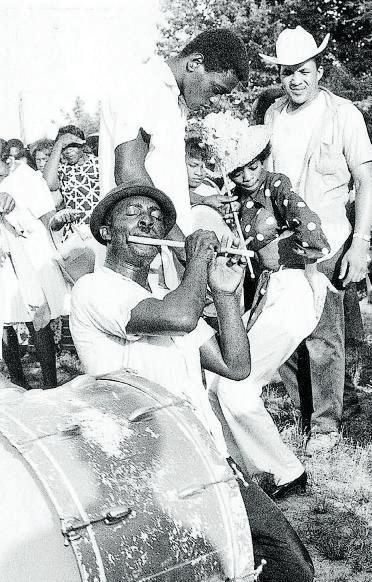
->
<box><xmin>0</xmin><ymin>153</ymin><xmax>76</xmax><ymax>388</ymax></box>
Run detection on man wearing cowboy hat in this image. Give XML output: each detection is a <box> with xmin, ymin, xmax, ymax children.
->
<box><xmin>261</xmin><ymin>26</ymin><xmax>372</xmax><ymax>455</ymax></box>
<box><xmin>69</xmin><ymin>183</ymin><xmax>315</xmax><ymax>582</ymax></box>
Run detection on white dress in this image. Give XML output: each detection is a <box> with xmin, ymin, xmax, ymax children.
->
<box><xmin>0</xmin><ymin>163</ymin><xmax>69</xmax><ymax>327</ymax></box>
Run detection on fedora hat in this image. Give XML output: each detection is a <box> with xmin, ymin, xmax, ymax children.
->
<box><xmin>259</xmin><ymin>26</ymin><xmax>330</xmax><ymax>66</ymax></box>
<box><xmin>90</xmin><ymin>184</ymin><xmax>177</xmax><ymax>245</ymax></box>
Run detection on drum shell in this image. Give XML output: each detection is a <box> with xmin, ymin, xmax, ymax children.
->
<box><xmin>0</xmin><ymin>372</ymin><xmax>254</xmax><ymax>582</ymax></box>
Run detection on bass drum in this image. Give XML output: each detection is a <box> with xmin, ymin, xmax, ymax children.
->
<box><xmin>191</xmin><ymin>204</ymin><xmax>233</xmax><ymax>241</ymax></box>
<box><xmin>0</xmin><ymin>371</ymin><xmax>254</xmax><ymax>582</ymax></box>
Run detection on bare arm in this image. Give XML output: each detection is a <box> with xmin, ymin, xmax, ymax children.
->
<box><xmin>114</xmin><ymin>129</ymin><xmax>153</xmax><ymax>187</ymax></box>
<box><xmin>43</xmin><ymin>132</ymin><xmax>85</xmax><ymax>191</ymax></box>
<box><xmin>115</xmin><ymin>130</ymin><xmax>186</xmax><ymax>262</ymax></box>
<box><xmin>200</xmin><ymin>254</ymin><xmax>250</xmax><ymax>380</ymax></box>
<box><xmin>42</xmin><ymin>142</ymin><xmax>63</xmax><ymax>191</ymax></box>
<box><xmin>340</xmin><ymin>161</ymin><xmax>372</xmax><ymax>285</ymax></box>
<box><xmin>126</xmin><ymin>230</ymin><xmax>218</xmax><ymax>336</ymax></box>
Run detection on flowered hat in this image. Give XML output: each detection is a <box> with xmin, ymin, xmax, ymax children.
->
<box><xmin>199</xmin><ymin>112</ymin><xmax>271</xmax><ymax>176</ymax></box>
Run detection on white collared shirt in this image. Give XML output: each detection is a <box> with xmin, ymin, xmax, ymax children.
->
<box><xmin>99</xmin><ymin>56</ymin><xmax>192</xmax><ymax>234</ymax></box>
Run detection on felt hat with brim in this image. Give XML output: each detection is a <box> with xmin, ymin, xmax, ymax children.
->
<box><xmin>259</xmin><ymin>26</ymin><xmax>330</xmax><ymax>66</ymax></box>
<box><xmin>90</xmin><ymin>184</ymin><xmax>177</xmax><ymax>245</ymax></box>
<box><xmin>227</xmin><ymin>124</ymin><xmax>271</xmax><ymax>174</ymax></box>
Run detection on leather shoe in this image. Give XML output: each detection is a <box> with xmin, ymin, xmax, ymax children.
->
<box><xmin>271</xmin><ymin>471</ymin><xmax>307</xmax><ymax>500</ymax></box>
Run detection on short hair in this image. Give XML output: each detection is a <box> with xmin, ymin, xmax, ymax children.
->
<box><xmin>185</xmin><ymin>137</ymin><xmax>207</xmax><ymax>161</ymax></box>
<box><xmin>30</xmin><ymin>138</ymin><xmax>54</xmax><ymax>158</ymax></box>
<box><xmin>179</xmin><ymin>29</ymin><xmax>249</xmax><ymax>82</ymax></box>
<box><xmin>2</xmin><ymin>138</ymin><xmax>26</xmax><ymax>161</ymax></box>
<box><xmin>56</xmin><ymin>124</ymin><xmax>85</xmax><ymax>142</ymax></box>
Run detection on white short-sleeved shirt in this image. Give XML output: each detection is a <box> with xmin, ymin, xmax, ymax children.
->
<box><xmin>99</xmin><ymin>57</ymin><xmax>192</xmax><ymax>235</ymax></box>
<box><xmin>70</xmin><ymin>267</ymin><xmax>227</xmax><ymax>456</ymax></box>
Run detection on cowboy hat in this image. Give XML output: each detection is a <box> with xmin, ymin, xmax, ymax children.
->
<box><xmin>90</xmin><ymin>184</ymin><xmax>177</xmax><ymax>245</ymax></box>
<box><xmin>259</xmin><ymin>26</ymin><xmax>330</xmax><ymax>66</ymax></box>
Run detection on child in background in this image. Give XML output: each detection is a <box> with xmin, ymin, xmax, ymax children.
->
<box><xmin>186</xmin><ymin>137</ymin><xmax>238</xmax><ymax>217</ymax></box>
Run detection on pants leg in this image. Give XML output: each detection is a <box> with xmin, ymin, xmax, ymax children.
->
<box><xmin>26</xmin><ymin>323</ymin><xmax>57</xmax><ymax>389</ymax></box>
<box><xmin>280</xmin><ymin>248</ymin><xmax>346</xmax><ymax>434</ymax></box>
<box><xmin>306</xmin><ymin>287</ymin><xmax>345</xmax><ymax>433</ymax></box>
<box><xmin>209</xmin><ymin>270</ymin><xmax>319</xmax><ymax>485</ymax></box>
<box><xmin>228</xmin><ymin>459</ymin><xmax>314</xmax><ymax>582</ymax></box>
<box><xmin>1</xmin><ymin>326</ymin><xmax>28</xmax><ymax>388</ymax></box>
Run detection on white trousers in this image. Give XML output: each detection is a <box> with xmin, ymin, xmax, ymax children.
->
<box><xmin>208</xmin><ymin>268</ymin><xmax>328</xmax><ymax>486</ymax></box>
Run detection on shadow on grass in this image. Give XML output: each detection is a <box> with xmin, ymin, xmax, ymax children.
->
<box><xmin>304</xmin><ymin>506</ymin><xmax>372</xmax><ymax>572</ymax></box>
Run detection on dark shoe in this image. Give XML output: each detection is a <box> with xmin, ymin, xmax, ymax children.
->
<box><xmin>271</xmin><ymin>472</ymin><xmax>307</xmax><ymax>500</ymax></box>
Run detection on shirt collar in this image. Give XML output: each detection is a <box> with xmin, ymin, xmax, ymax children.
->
<box><xmin>153</xmin><ymin>56</ymin><xmax>180</xmax><ymax>96</ymax></box>
<box><xmin>149</xmin><ymin>56</ymin><xmax>189</xmax><ymax>117</ymax></box>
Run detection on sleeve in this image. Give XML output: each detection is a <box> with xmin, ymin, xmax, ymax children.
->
<box><xmin>342</xmin><ymin>104</ymin><xmax>372</xmax><ymax>172</ymax></box>
<box><xmin>267</xmin><ymin>173</ymin><xmax>331</xmax><ymax>260</ymax></box>
<box><xmin>189</xmin><ymin>317</ymin><xmax>216</xmax><ymax>349</ymax></box>
<box><xmin>102</xmin><ymin>81</ymin><xmax>147</xmax><ymax>149</ymax></box>
<box><xmin>27</xmin><ymin>172</ymin><xmax>56</xmax><ymax>218</ymax></box>
<box><xmin>71</xmin><ymin>275</ymin><xmax>150</xmax><ymax>341</ymax></box>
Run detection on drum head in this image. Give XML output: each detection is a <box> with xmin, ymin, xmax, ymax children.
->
<box><xmin>191</xmin><ymin>204</ymin><xmax>232</xmax><ymax>241</ymax></box>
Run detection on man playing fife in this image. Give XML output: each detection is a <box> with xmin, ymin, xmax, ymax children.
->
<box><xmin>262</xmin><ymin>26</ymin><xmax>372</xmax><ymax>455</ymax></box>
<box><xmin>70</xmin><ymin>184</ymin><xmax>314</xmax><ymax>582</ymax></box>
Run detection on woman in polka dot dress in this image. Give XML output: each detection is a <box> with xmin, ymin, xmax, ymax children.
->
<box><xmin>208</xmin><ymin>125</ymin><xmax>333</xmax><ymax>498</ymax></box>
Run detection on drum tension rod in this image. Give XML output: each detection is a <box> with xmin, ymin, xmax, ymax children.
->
<box><xmin>62</xmin><ymin>505</ymin><xmax>132</xmax><ymax>539</ymax></box>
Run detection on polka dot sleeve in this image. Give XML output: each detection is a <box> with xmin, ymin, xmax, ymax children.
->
<box><xmin>267</xmin><ymin>173</ymin><xmax>331</xmax><ymax>260</ymax></box>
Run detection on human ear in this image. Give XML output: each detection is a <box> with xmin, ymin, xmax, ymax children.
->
<box><xmin>186</xmin><ymin>53</ymin><xmax>204</xmax><ymax>72</ymax></box>
<box><xmin>99</xmin><ymin>225</ymin><xmax>112</xmax><ymax>242</ymax></box>
<box><xmin>317</xmin><ymin>65</ymin><xmax>324</xmax><ymax>82</ymax></box>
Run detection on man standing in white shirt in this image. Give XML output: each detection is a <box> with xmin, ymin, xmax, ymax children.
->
<box><xmin>70</xmin><ymin>183</ymin><xmax>315</xmax><ymax>582</ymax></box>
<box><xmin>99</xmin><ymin>28</ymin><xmax>249</xmax><ymax>236</ymax></box>
<box><xmin>261</xmin><ymin>26</ymin><xmax>372</xmax><ymax>454</ymax></box>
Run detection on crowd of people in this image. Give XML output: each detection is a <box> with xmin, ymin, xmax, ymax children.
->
<box><xmin>1</xmin><ymin>24</ymin><xmax>372</xmax><ymax>582</ymax></box>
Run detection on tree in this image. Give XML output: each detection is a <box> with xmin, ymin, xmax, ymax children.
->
<box><xmin>60</xmin><ymin>97</ymin><xmax>100</xmax><ymax>135</ymax></box>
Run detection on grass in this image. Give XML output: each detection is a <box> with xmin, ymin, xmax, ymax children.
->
<box><xmin>260</xmin><ymin>301</ymin><xmax>372</xmax><ymax>582</ymax></box>
<box><xmin>1</xmin><ymin>301</ymin><xmax>371</xmax><ymax>581</ymax></box>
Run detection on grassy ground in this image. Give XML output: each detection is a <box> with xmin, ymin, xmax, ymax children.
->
<box><xmin>1</xmin><ymin>302</ymin><xmax>371</xmax><ymax>581</ymax></box>
<box><xmin>260</xmin><ymin>299</ymin><xmax>372</xmax><ymax>582</ymax></box>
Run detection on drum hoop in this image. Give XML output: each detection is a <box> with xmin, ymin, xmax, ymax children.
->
<box><xmin>0</xmin><ymin>403</ymin><xmax>106</xmax><ymax>582</ymax></box>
